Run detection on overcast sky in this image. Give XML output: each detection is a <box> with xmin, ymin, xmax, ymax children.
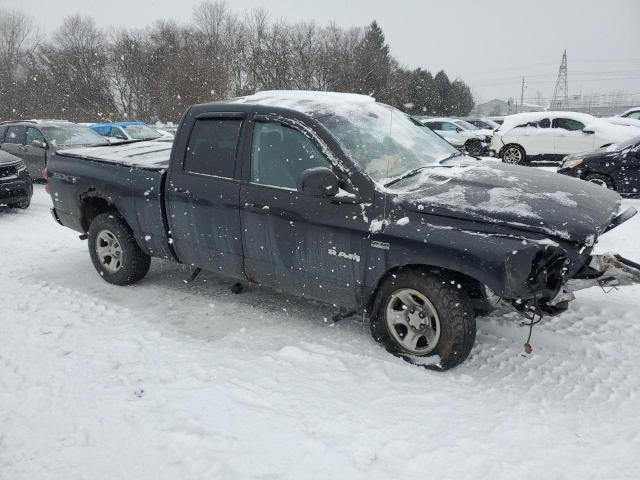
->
<box><xmin>4</xmin><ymin>0</ymin><xmax>639</xmax><ymax>104</ymax></box>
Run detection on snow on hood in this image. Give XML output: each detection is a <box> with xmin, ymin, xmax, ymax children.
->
<box><xmin>391</xmin><ymin>159</ymin><xmax>621</xmax><ymax>243</ymax></box>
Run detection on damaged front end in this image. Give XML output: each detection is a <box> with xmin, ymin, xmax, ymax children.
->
<box><xmin>505</xmin><ymin>206</ymin><xmax>640</xmax><ymax>319</ymax></box>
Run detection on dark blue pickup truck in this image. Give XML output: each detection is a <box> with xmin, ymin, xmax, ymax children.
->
<box><xmin>46</xmin><ymin>91</ymin><xmax>640</xmax><ymax>369</ymax></box>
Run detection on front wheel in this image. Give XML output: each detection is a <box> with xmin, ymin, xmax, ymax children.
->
<box><xmin>584</xmin><ymin>173</ymin><xmax>616</xmax><ymax>191</ymax></box>
<box><xmin>8</xmin><ymin>199</ymin><xmax>30</xmax><ymax>209</ymax></box>
<box><xmin>502</xmin><ymin>144</ymin><xmax>526</xmax><ymax>165</ymax></box>
<box><xmin>464</xmin><ymin>138</ymin><xmax>484</xmax><ymax>156</ymax></box>
<box><xmin>370</xmin><ymin>269</ymin><xmax>476</xmax><ymax>370</ymax></box>
<box><xmin>88</xmin><ymin>212</ymin><xmax>151</xmax><ymax>285</ymax></box>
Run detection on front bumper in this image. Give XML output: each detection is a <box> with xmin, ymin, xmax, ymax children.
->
<box><xmin>0</xmin><ymin>170</ymin><xmax>33</xmax><ymax>205</ymax></box>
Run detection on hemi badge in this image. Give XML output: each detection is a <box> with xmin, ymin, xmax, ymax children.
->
<box><xmin>371</xmin><ymin>240</ymin><xmax>390</xmax><ymax>250</ymax></box>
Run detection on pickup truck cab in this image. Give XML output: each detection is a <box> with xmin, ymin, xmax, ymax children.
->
<box><xmin>46</xmin><ymin>91</ymin><xmax>640</xmax><ymax>370</ymax></box>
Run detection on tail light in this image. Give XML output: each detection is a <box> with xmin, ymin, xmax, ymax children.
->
<box><xmin>43</xmin><ymin>168</ymin><xmax>50</xmax><ymax>194</ymax></box>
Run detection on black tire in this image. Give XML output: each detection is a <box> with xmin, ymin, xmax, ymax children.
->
<box><xmin>87</xmin><ymin>212</ymin><xmax>151</xmax><ymax>285</ymax></box>
<box><xmin>464</xmin><ymin>138</ymin><xmax>483</xmax><ymax>156</ymax></box>
<box><xmin>370</xmin><ymin>268</ymin><xmax>477</xmax><ymax>370</ymax></box>
<box><xmin>8</xmin><ymin>199</ymin><xmax>30</xmax><ymax>209</ymax></box>
<box><xmin>584</xmin><ymin>173</ymin><xmax>616</xmax><ymax>191</ymax></box>
<box><xmin>501</xmin><ymin>144</ymin><xmax>526</xmax><ymax>165</ymax></box>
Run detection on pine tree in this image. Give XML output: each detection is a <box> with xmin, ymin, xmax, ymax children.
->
<box><xmin>353</xmin><ymin>21</ymin><xmax>392</xmax><ymax>102</ymax></box>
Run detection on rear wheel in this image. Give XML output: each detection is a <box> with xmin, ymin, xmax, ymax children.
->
<box><xmin>88</xmin><ymin>212</ymin><xmax>150</xmax><ymax>285</ymax></box>
<box><xmin>370</xmin><ymin>269</ymin><xmax>476</xmax><ymax>370</ymax></box>
<box><xmin>584</xmin><ymin>173</ymin><xmax>616</xmax><ymax>191</ymax></box>
<box><xmin>502</xmin><ymin>144</ymin><xmax>526</xmax><ymax>165</ymax></box>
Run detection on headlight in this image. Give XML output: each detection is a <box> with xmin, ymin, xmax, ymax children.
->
<box><xmin>562</xmin><ymin>158</ymin><xmax>583</xmax><ymax>169</ymax></box>
<box><xmin>16</xmin><ymin>162</ymin><xmax>27</xmax><ymax>172</ymax></box>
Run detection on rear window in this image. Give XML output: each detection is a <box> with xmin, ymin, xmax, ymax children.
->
<box><xmin>184</xmin><ymin>118</ymin><xmax>242</xmax><ymax>178</ymax></box>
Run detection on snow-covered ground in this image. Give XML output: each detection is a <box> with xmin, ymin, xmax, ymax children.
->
<box><xmin>1</xmin><ymin>185</ymin><xmax>640</xmax><ymax>479</ymax></box>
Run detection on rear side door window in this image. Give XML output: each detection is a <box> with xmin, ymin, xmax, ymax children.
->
<box><xmin>5</xmin><ymin>126</ymin><xmax>26</xmax><ymax>145</ymax></box>
<box><xmin>0</xmin><ymin>126</ymin><xmax>7</xmax><ymax>142</ymax></box>
<box><xmin>250</xmin><ymin>121</ymin><xmax>331</xmax><ymax>190</ymax></box>
<box><xmin>552</xmin><ymin>118</ymin><xmax>585</xmax><ymax>131</ymax></box>
<box><xmin>184</xmin><ymin>118</ymin><xmax>243</xmax><ymax>178</ymax></box>
<box><xmin>440</xmin><ymin>122</ymin><xmax>458</xmax><ymax>131</ymax></box>
<box><xmin>538</xmin><ymin>118</ymin><xmax>551</xmax><ymax>128</ymax></box>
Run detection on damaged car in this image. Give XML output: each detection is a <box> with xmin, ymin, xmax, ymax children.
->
<box><xmin>45</xmin><ymin>91</ymin><xmax>640</xmax><ymax>370</ymax></box>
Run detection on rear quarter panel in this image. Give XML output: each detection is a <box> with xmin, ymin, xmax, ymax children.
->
<box><xmin>48</xmin><ymin>153</ymin><xmax>172</xmax><ymax>260</ymax></box>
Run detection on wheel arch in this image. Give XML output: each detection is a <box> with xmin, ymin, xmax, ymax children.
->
<box><xmin>79</xmin><ymin>192</ymin><xmax>120</xmax><ymax>232</ymax></box>
<box><xmin>365</xmin><ymin>264</ymin><xmax>489</xmax><ymax>316</ymax></box>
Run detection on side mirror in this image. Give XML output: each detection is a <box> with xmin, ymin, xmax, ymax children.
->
<box><xmin>456</xmin><ymin>127</ymin><xmax>463</xmax><ymax>133</ymax></box>
<box><xmin>298</xmin><ymin>167</ymin><xmax>339</xmax><ymax>197</ymax></box>
<box><xmin>31</xmin><ymin>139</ymin><xmax>47</xmax><ymax>149</ymax></box>
<box><xmin>583</xmin><ymin>128</ymin><xmax>595</xmax><ymax>134</ymax></box>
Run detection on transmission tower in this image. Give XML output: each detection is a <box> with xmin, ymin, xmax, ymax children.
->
<box><xmin>551</xmin><ymin>50</ymin><xmax>569</xmax><ymax>110</ymax></box>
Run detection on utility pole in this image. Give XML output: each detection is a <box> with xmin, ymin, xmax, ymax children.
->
<box><xmin>520</xmin><ymin>77</ymin><xmax>526</xmax><ymax>113</ymax></box>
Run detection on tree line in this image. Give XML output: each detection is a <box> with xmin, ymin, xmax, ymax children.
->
<box><xmin>0</xmin><ymin>2</ymin><xmax>474</xmax><ymax>123</ymax></box>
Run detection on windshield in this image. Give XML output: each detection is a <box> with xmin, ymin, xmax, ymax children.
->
<box><xmin>122</xmin><ymin>124</ymin><xmax>162</xmax><ymax>140</ymax></box>
<box><xmin>41</xmin><ymin>126</ymin><xmax>108</xmax><ymax>146</ymax></box>
<box><xmin>607</xmin><ymin>134</ymin><xmax>640</xmax><ymax>151</ymax></box>
<box><xmin>454</xmin><ymin>120</ymin><xmax>478</xmax><ymax>130</ymax></box>
<box><xmin>316</xmin><ymin>103</ymin><xmax>458</xmax><ymax>184</ymax></box>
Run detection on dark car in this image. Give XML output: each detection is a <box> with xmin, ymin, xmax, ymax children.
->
<box><xmin>45</xmin><ymin>91</ymin><xmax>640</xmax><ymax>370</ymax></box>
<box><xmin>0</xmin><ymin>120</ymin><xmax>108</xmax><ymax>179</ymax></box>
<box><xmin>557</xmin><ymin>135</ymin><xmax>640</xmax><ymax>196</ymax></box>
<box><xmin>0</xmin><ymin>150</ymin><xmax>33</xmax><ymax>209</ymax></box>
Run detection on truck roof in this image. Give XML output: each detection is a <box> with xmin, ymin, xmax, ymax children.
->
<box><xmin>230</xmin><ymin>90</ymin><xmax>376</xmax><ymax>117</ymax></box>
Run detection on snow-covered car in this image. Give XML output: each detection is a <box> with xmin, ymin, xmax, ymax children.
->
<box><xmin>420</xmin><ymin>118</ymin><xmax>492</xmax><ymax>155</ymax></box>
<box><xmin>46</xmin><ymin>91</ymin><xmax>640</xmax><ymax>370</ymax></box>
<box><xmin>463</xmin><ymin>116</ymin><xmax>501</xmax><ymax>131</ymax></box>
<box><xmin>490</xmin><ymin>111</ymin><xmax>639</xmax><ymax>164</ymax></box>
<box><xmin>620</xmin><ymin>107</ymin><xmax>640</xmax><ymax>120</ymax></box>
<box><xmin>558</xmin><ymin>135</ymin><xmax>640</xmax><ymax>196</ymax></box>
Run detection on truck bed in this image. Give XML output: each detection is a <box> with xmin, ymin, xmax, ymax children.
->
<box><xmin>59</xmin><ymin>140</ymin><xmax>172</xmax><ymax>170</ymax></box>
<box><xmin>48</xmin><ymin>141</ymin><xmax>174</xmax><ymax>261</ymax></box>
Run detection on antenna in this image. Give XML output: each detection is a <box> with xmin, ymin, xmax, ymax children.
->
<box><xmin>551</xmin><ymin>50</ymin><xmax>569</xmax><ymax>110</ymax></box>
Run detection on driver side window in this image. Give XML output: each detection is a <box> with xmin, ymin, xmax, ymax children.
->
<box><xmin>26</xmin><ymin>127</ymin><xmax>46</xmax><ymax>146</ymax></box>
<box><xmin>251</xmin><ymin>121</ymin><xmax>331</xmax><ymax>190</ymax></box>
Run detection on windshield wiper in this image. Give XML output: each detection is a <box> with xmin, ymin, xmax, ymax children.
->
<box><xmin>438</xmin><ymin>151</ymin><xmax>464</xmax><ymax>163</ymax></box>
<box><xmin>384</xmin><ymin>166</ymin><xmax>429</xmax><ymax>187</ymax></box>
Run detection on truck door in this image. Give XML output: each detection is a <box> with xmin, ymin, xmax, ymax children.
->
<box><xmin>165</xmin><ymin>113</ymin><xmax>246</xmax><ymax>279</ymax></box>
<box><xmin>240</xmin><ymin>116</ymin><xmax>372</xmax><ymax>307</ymax></box>
<box><xmin>24</xmin><ymin>127</ymin><xmax>48</xmax><ymax>175</ymax></box>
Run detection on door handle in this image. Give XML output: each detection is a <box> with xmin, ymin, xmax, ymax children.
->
<box><xmin>243</xmin><ymin>202</ymin><xmax>270</xmax><ymax>213</ymax></box>
<box><xmin>174</xmin><ymin>187</ymin><xmax>193</xmax><ymax>199</ymax></box>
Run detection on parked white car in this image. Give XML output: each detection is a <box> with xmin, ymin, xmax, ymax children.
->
<box><xmin>620</xmin><ymin>107</ymin><xmax>640</xmax><ymax>120</ymax></box>
<box><xmin>490</xmin><ymin>111</ymin><xmax>639</xmax><ymax>164</ymax></box>
<box><xmin>420</xmin><ymin>118</ymin><xmax>492</xmax><ymax>155</ymax></box>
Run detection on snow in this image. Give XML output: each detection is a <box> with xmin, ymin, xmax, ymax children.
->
<box><xmin>2</xmin><ymin>185</ymin><xmax>640</xmax><ymax>479</ymax></box>
<box><xmin>498</xmin><ymin>111</ymin><xmax>640</xmax><ymax>143</ymax></box>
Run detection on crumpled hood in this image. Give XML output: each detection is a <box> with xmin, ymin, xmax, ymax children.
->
<box><xmin>393</xmin><ymin>159</ymin><xmax>622</xmax><ymax>243</ymax></box>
